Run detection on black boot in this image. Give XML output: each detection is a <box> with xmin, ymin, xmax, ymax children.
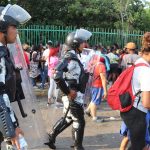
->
<box><xmin>74</xmin><ymin>146</ymin><xmax>85</xmax><ymax>150</ymax></box>
<box><xmin>44</xmin><ymin>134</ymin><xmax>56</xmax><ymax>149</ymax></box>
<box><xmin>72</xmin><ymin>120</ymin><xmax>85</xmax><ymax>150</ymax></box>
<box><xmin>45</xmin><ymin>117</ymin><xmax>72</xmax><ymax>149</ymax></box>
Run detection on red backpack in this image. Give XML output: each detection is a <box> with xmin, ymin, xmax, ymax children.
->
<box><xmin>107</xmin><ymin>63</ymin><xmax>149</xmax><ymax>112</ymax></box>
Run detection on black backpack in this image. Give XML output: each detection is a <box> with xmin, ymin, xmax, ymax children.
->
<box><xmin>75</xmin><ymin>59</ymin><xmax>89</xmax><ymax>93</ymax></box>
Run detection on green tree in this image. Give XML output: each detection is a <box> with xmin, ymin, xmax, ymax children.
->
<box><xmin>0</xmin><ymin>0</ymin><xmax>150</xmax><ymax>31</ymax></box>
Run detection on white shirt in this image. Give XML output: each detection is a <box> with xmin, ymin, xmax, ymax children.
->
<box><xmin>132</xmin><ymin>58</ymin><xmax>150</xmax><ymax>113</ymax></box>
<box><xmin>107</xmin><ymin>52</ymin><xmax>119</xmax><ymax>64</ymax></box>
<box><xmin>121</xmin><ymin>54</ymin><xmax>140</xmax><ymax>69</ymax></box>
<box><xmin>42</xmin><ymin>48</ymin><xmax>50</xmax><ymax>66</ymax></box>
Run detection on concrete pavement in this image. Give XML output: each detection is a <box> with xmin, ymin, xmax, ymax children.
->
<box><xmin>2</xmin><ymin>88</ymin><xmax>122</xmax><ymax>150</ymax></box>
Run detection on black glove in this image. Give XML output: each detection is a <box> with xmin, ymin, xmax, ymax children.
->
<box><xmin>15</xmin><ymin>66</ymin><xmax>23</xmax><ymax>71</ymax></box>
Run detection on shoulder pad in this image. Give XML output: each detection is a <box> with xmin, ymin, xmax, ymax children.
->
<box><xmin>0</xmin><ymin>46</ymin><xmax>8</xmax><ymax>58</ymax></box>
<box><xmin>64</xmin><ymin>52</ymin><xmax>78</xmax><ymax>60</ymax></box>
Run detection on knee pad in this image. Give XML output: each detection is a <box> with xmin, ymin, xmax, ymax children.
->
<box><xmin>66</xmin><ymin>116</ymin><xmax>72</xmax><ymax>123</ymax></box>
<box><xmin>73</xmin><ymin>120</ymin><xmax>85</xmax><ymax>130</ymax></box>
<box><xmin>0</xmin><ymin>96</ymin><xmax>15</xmax><ymax>139</ymax></box>
<box><xmin>51</xmin><ymin>117</ymin><xmax>73</xmax><ymax>136</ymax></box>
<box><xmin>73</xmin><ymin>121</ymin><xmax>79</xmax><ymax>129</ymax></box>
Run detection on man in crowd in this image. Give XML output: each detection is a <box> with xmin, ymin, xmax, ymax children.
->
<box><xmin>121</xmin><ymin>42</ymin><xmax>140</xmax><ymax>70</ymax></box>
<box><xmin>39</xmin><ymin>40</ymin><xmax>53</xmax><ymax>89</ymax></box>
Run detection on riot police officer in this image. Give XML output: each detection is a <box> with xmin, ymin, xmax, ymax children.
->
<box><xmin>0</xmin><ymin>4</ymin><xmax>31</xmax><ymax>150</ymax></box>
<box><xmin>45</xmin><ymin>29</ymin><xmax>92</xmax><ymax>150</ymax></box>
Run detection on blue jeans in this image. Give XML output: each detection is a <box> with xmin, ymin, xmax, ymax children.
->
<box><xmin>30</xmin><ymin>77</ymin><xmax>36</xmax><ymax>86</ymax></box>
<box><xmin>40</xmin><ymin>66</ymin><xmax>48</xmax><ymax>88</ymax></box>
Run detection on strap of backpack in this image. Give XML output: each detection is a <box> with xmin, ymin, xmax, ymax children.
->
<box><xmin>64</xmin><ymin>51</ymin><xmax>84</xmax><ymax>71</ymax></box>
<box><xmin>135</xmin><ymin>63</ymin><xmax>149</xmax><ymax>68</ymax></box>
<box><xmin>133</xmin><ymin>63</ymin><xmax>149</xmax><ymax>107</ymax></box>
<box><xmin>137</xmin><ymin>96</ymin><xmax>141</xmax><ymax>107</ymax></box>
<box><xmin>135</xmin><ymin>90</ymin><xmax>141</xmax><ymax>97</ymax></box>
<box><xmin>134</xmin><ymin>62</ymin><xmax>149</xmax><ymax>96</ymax></box>
<box><xmin>134</xmin><ymin>90</ymin><xmax>142</xmax><ymax>108</ymax></box>
<box><xmin>73</xmin><ymin>58</ymin><xmax>84</xmax><ymax>71</ymax></box>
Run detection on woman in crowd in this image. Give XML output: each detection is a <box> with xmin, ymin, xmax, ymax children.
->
<box><xmin>29</xmin><ymin>45</ymin><xmax>41</xmax><ymax>88</ymax></box>
<box><xmin>85</xmin><ymin>56</ymin><xmax>107</xmax><ymax>122</ymax></box>
<box><xmin>47</xmin><ymin>47</ymin><xmax>59</xmax><ymax>106</ymax></box>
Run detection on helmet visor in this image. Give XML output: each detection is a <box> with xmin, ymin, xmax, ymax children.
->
<box><xmin>75</xmin><ymin>28</ymin><xmax>92</xmax><ymax>41</ymax></box>
<box><xmin>3</xmin><ymin>4</ymin><xmax>31</xmax><ymax>24</ymax></box>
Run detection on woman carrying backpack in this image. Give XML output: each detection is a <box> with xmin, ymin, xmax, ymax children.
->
<box><xmin>120</xmin><ymin>32</ymin><xmax>150</xmax><ymax>150</ymax></box>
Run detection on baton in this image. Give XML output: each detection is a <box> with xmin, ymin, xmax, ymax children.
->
<box><xmin>16</xmin><ymin>93</ymin><xmax>27</xmax><ymax>118</ymax></box>
<box><xmin>15</xmin><ymin>68</ymin><xmax>27</xmax><ymax>118</ymax></box>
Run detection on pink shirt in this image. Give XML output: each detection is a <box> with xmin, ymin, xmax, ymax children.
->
<box><xmin>48</xmin><ymin>56</ymin><xmax>59</xmax><ymax>77</ymax></box>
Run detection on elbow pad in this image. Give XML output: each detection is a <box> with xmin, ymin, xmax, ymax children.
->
<box><xmin>55</xmin><ymin>77</ymin><xmax>70</xmax><ymax>95</ymax></box>
<box><xmin>54</xmin><ymin>59</ymin><xmax>70</xmax><ymax>95</ymax></box>
<box><xmin>0</xmin><ymin>95</ymin><xmax>15</xmax><ymax>139</ymax></box>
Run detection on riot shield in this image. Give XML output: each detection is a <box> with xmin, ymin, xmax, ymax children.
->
<box><xmin>7</xmin><ymin>35</ymin><xmax>47</xmax><ymax>149</ymax></box>
<box><xmin>79</xmin><ymin>48</ymin><xmax>95</xmax><ymax>105</ymax></box>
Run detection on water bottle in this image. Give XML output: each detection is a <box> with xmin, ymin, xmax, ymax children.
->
<box><xmin>6</xmin><ymin>144</ymin><xmax>16</xmax><ymax>150</ymax></box>
<box><xmin>18</xmin><ymin>134</ymin><xmax>28</xmax><ymax>150</ymax></box>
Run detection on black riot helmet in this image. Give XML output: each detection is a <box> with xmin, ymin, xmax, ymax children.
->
<box><xmin>65</xmin><ymin>32</ymin><xmax>85</xmax><ymax>50</ymax></box>
<box><xmin>65</xmin><ymin>29</ymin><xmax>92</xmax><ymax>52</ymax></box>
<box><xmin>0</xmin><ymin>4</ymin><xmax>31</xmax><ymax>33</ymax></box>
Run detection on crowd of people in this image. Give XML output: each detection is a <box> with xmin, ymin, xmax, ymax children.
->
<box><xmin>22</xmin><ymin>38</ymin><xmax>141</xmax><ymax>107</ymax></box>
<box><xmin>22</xmin><ymin>34</ymin><xmax>148</xmax><ymax>149</ymax></box>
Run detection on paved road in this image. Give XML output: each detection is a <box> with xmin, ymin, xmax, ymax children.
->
<box><xmin>2</xmin><ymin>88</ymin><xmax>122</xmax><ymax>150</ymax></box>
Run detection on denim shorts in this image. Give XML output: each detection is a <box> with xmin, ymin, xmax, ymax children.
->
<box><xmin>91</xmin><ymin>87</ymin><xmax>103</xmax><ymax>105</ymax></box>
<box><xmin>120</xmin><ymin>121</ymin><xmax>130</xmax><ymax>137</ymax></box>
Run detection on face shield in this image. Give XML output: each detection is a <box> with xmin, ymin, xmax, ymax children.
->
<box><xmin>0</xmin><ymin>4</ymin><xmax>31</xmax><ymax>25</ymax></box>
<box><xmin>74</xmin><ymin>28</ymin><xmax>92</xmax><ymax>41</ymax></box>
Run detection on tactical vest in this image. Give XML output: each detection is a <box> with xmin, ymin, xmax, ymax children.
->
<box><xmin>0</xmin><ymin>46</ymin><xmax>16</xmax><ymax>102</ymax></box>
<box><xmin>64</xmin><ymin>51</ymin><xmax>89</xmax><ymax>93</ymax></box>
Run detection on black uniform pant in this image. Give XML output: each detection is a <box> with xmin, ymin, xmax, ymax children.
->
<box><xmin>121</xmin><ymin>107</ymin><xmax>146</xmax><ymax>150</ymax></box>
<box><xmin>50</xmin><ymin>101</ymin><xmax>85</xmax><ymax>147</ymax></box>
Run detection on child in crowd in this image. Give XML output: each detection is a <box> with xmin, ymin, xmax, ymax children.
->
<box><xmin>85</xmin><ymin>56</ymin><xmax>107</xmax><ymax>122</ymax></box>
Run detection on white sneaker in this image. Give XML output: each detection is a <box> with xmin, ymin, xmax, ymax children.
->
<box><xmin>33</xmin><ymin>86</ymin><xmax>38</xmax><ymax>89</ymax></box>
<box><xmin>92</xmin><ymin>117</ymin><xmax>104</xmax><ymax>123</ymax></box>
<box><xmin>55</xmin><ymin>102</ymin><xmax>63</xmax><ymax>108</ymax></box>
<box><xmin>6</xmin><ymin>144</ymin><xmax>16</xmax><ymax>150</ymax></box>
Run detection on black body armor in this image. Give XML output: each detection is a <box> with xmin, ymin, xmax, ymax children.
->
<box><xmin>0</xmin><ymin>46</ymin><xmax>16</xmax><ymax>102</ymax></box>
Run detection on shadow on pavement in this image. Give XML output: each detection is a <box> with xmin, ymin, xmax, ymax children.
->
<box><xmin>51</xmin><ymin>133</ymin><xmax>121</xmax><ymax>150</ymax></box>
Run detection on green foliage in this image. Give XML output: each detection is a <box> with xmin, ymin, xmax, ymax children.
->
<box><xmin>0</xmin><ymin>0</ymin><xmax>150</xmax><ymax>31</ymax></box>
